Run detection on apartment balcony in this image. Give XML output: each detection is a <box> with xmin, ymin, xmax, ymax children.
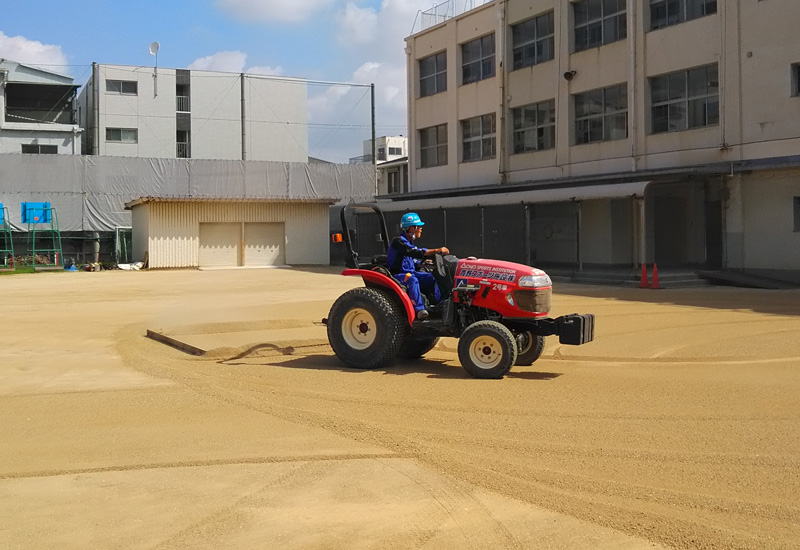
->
<box><xmin>176</xmin><ymin>95</ymin><xmax>190</xmax><ymax>112</ymax></box>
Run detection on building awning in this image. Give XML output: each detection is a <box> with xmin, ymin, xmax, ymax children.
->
<box><xmin>377</xmin><ymin>181</ymin><xmax>652</xmax><ymax>211</ymax></box>
<box><xmin>124</xmin><ymin>196</ymin><xmax>339</xmax><ymax>210</ymax></box>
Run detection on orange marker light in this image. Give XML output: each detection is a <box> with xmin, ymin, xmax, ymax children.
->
<box><xmin>331</xmin><ymin>233</ymin><xmax>343</xmax><ymax>243</ymax></box>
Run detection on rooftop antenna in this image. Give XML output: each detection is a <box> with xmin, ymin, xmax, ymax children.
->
<box><xmin>149</xmin><ymin>41</ymin><xmax>160</xmax><ymax>96</ymax></box>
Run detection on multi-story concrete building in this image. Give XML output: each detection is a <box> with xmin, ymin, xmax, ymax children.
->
<box><xmin>399</xmin><ymin>0</ymin><xmax>800</xmax><ymax>283</ymax></box>
<box><xmin>77</xmin><ymin>63</ymin><xmax>308</xmax><ymax>162</ymax></box>
<box><xmin>0</xmin><ymin>59</ymin><xmax>81</xmax><ymax>155</ymax></box>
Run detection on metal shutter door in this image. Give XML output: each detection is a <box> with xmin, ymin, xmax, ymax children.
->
<box><xmin>244</xmin><ymin>222</ymin><xmax>285</xmax><ymax>266</ymax></box>
<box><xmin>199</xmin><ymin>223</ymin><xmax>240</xmax><ymax>267</ymax></box>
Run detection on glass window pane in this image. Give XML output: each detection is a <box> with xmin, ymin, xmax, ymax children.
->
<box><xmin>668</xmin><ymin>72</ymin><xmax>687</xmax><ymax>100</ymax></box>
<box><xmin>651</xmin><ymin>75</ymin><xmax>668</xmax><ymax>103</ymax></box>
<box><xmin>482</xmin><ymin>34</ymin><xmax>495</xmax><ymax>56</ymax></box>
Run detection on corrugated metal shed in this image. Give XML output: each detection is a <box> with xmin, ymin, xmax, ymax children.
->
<box><xmin>125</xmin><ymin>197</ymin><xmax>336</xmax><ymax>269</ymax></box>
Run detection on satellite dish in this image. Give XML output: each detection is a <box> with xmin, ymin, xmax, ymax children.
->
<box><xmin>149</xmin><ymin>42</ymin><xmax>160</xmax><ymax>56</ymax></box>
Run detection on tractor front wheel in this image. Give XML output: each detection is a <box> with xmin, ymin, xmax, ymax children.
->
<box><xmin>327</xmin><ymin>287</ymin><xmax>407</xmax><ymax>369</ymax></box>
<box><xmin>457</xmin><ymin>321</ymin><xmax>517</xmax><ymax>379</ymax></box>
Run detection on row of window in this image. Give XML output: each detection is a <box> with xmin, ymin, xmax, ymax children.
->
<box><xmin>420</xmin><ymin>0</ymin><xmax>717</xmax><ymax>96</ymax></box>
<box><xmin>420</xmin><ymin>64</ymin><xmax>719</xmax><ymax>167</ymax></box>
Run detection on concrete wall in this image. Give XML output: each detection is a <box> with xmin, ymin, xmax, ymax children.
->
<box><xmin>735</xmin><ymin>171</ymin><xmax>800</xmax><ymax>282</ymax></box>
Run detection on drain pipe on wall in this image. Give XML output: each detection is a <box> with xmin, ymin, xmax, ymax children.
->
<box><xmin>497</xmin><ymin>1</ymin><xmax>508</xmax><ymax>184</ymax></box>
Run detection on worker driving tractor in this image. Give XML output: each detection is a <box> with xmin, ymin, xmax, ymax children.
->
<box><xmin>386</xmin><ymin>212</ymin><xmax>450</xmax><ymax>320</ymax></box>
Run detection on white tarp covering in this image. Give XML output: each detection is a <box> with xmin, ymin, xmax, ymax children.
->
<box><xmin>0</xmin><ymin>154</ymin><xmax>375</xmax><ymax>231</ymax></box>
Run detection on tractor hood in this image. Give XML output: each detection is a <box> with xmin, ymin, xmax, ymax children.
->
<box><xmin>454</xmin><ymin>258</ymin><xmax>552</xmax><ymax>290</ymax></box>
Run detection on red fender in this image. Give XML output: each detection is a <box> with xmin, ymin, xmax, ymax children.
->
<box><xmin>342</xmin><ymin>268</ymin><xmax>416</xmax><ymax>326</ymax></box>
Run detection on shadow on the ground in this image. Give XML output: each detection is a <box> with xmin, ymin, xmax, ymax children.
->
<box><xmin>221</xmin><ymin>352</ymin><xmax>563</xmax><ymax>381</ymax></box>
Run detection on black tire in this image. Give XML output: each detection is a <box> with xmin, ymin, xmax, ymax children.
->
<box><xmin>327</xmin><ymin>287</ymin><xmax>407</xmax><ymax>369</ymax></box>
<box><xmin>457</xmin><ymin>321</ymin><xmax>517</xmax><ymax>379</ymax></box>
<box><xmin>396</xmin><ymin>335</ymin><xmax>440</xmax><ymax>359</ymax></box>
<box><xmin>514</xmin><ymin>330</ymin><xmax>545</xmax><ymax>366</ymax></box>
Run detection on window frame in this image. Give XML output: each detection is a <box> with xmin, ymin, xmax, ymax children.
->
<box><xmin>649</xmin><ymin>0</ymin><xmax>717</xmax><ymax>31</ymax></box>
<box><xmin>105</xmin><ymin>79</ymin><xmax>138</xmax><ymax>95</ymax></box>
<box><xmin>511</xmin><ymin>12</ymin><xmax>555</xmax><ymax>71</ymax></box>
<box><xmin>573</xmin><ymin>0</ymin><xmax>627</xmax><ymax>52</ymax></box>
<box><xmin>574</xmin><ymin>84</ymin><xmax>629</xmax><ymax>145</ymax></box>
<box><xmin>21</xmin><ymin>144</ymin><xmax>58</xmax><ymax>154</ymax></box>
<box><xmin>105</xmin><ymin>127</ymin><xmax>139</xmax><ymax>143</ymax></box>
<box><xmin>419</xmin><ymin>123</ymin><xmax>448</xmax><ymax>168</ymax></box>
<box><xmin>650</xmin><ymin>64</ymin><xmax>719</xmax><ymax>134</ymax></box>
<box><xmin>794</xmin><ymin>197</ymin><xmax>800</xmax><ymax>233</ymax></box>
<box><xmin>460</xmin><ymin>113</ymin><xmax>496</xmax><ymax>163</ymax></box>
<box><xmin>793</xmin><ymin>63</ymin><xmax>800</xmax><ymax>97</ymax></box>
<box><xmin>461</xmin><ymin>33</ymin><xmax>496</xmax><ymax>85</ymax></box>
<box><xmin>419</xmin><ymin>52</ymin><xmax>447</xmax><ymax>98</ymax></box>
<box><xmin>511</xmin><ymin>100</ymin><xmax>556</xmax><ymax>154</ymax></box>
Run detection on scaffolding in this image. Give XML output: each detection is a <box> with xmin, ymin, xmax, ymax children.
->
<box><xmin>0</xmin><ymin>204</ymin><xmax>13</xmax><ymax>269</ymax></box>
<box><xmin>23</xmin><ymin>203</ymin><xmax>63</xmax><ymax>269</ymax></box>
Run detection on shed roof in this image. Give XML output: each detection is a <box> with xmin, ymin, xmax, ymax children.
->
<box><xmin>125</xmin><ymin>196</ymin><xmax>338</xmax><ymax>209</ymax></box>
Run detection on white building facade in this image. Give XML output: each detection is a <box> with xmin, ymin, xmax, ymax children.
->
<box><xmin>401</xmin><ymin>0</ymin><xmax>800</xmax><ymax>283</ymax></box>
<box><xmin>78</xmin><ymin>63</ymin><xmax>308</xmax><ymax>162</ymax></box>
<box><xmin>0</xmin><ymin>60</ymin><xmax>81</xmax><ymax>155</ymax></box>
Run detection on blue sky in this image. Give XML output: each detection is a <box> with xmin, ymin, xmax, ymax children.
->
<box><xmin>1</xmin><ymin>0</ymin><xmax>437</xmax><ymax>161</ymax></box>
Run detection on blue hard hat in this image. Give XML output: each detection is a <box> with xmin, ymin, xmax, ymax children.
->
<box><xmin>400</xmin><ymin>212</ymin><xmax>425</xmax><ymax>229</ymax></box>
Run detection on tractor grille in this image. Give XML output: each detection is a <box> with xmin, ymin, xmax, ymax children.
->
<box><xmin>513</xmin><ymin>288</ymin><xmax>551</xmax><ymax>314</ymax></box>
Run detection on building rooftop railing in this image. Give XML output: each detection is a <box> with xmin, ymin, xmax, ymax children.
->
<box><xmin>410</xmin><ymin>0</ymin><xmax>494</xmax><ymax>35</ymax></box>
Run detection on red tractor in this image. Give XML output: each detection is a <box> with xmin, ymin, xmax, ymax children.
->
<box><xmin>324</xmin><ymin>204</ymin><xmax>595</xmax><ymax>379</ymax></box>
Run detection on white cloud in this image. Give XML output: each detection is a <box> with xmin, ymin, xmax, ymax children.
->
<box><xmin>0</xmin><ymin>31</ymin><xmax>69</xmax><ymax>73</ymax></box>
<box><xmin>335</xmin><ymin>3</ymin><xmax>378</xmax><ymax>45</ymax></box>
<box><xmin>216</xmin><ymin>0</ymin><xmax>336</xmax><ymax>23</ymax></box>
<box><xmin>188</xmin><ymin>51</ymin><xmax>247</xmax><ymax>72</ymax></box>
<box><xmin>247</xmin><ymin>65</ymin><xmax>285</xmax><ymax>76</ymax></box>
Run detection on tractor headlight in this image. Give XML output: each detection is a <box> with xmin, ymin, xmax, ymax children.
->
<box><xmin>518</xmin><ymin>274</ymin><xmax>552</xmax><ymax>288</ymax></box>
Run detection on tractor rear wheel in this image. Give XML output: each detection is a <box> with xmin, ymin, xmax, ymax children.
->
<box><xmin>457</xmin><ymin>321</ymin><xmax>517</xmax><ymax>379</ymax></box>
<box><xmin>327</xmin><ymin>287</ymin><xmax>407</xmax><ymax>369</ymax></box>
<box><xmin>396</xmin><ymin>335</ymin><xmax>439</xmax><ymax>359</ymax></box>
<box><xmin>514</xmin><ymin>330</ymin><xmax>545</xmax><ymax>366</ymax></box>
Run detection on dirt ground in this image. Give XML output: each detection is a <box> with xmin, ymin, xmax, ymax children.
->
<box><xmin>1</xmin><ymin>267</ymin><xmax>798</xmax><ymax>550</ymax></box>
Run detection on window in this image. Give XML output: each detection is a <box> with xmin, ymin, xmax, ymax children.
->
<box><xmin>462</xmin><ymin>34</ymin><xmax>495</xmax><ymax>84</ymax></box>
<box><xmin>420</xmin><ymin>52</ymin><xmax>447</xmax><ymax>97</ymax></box>
<box><xmin>574</xmin><ymin>0</ymin><xmax>627</xmax><ymax>52</ymax></box>
<box><xmin>419</xmin><ymin>124</ymin><xmax>447</xmax><ymax>168</ymax></box>
<box><xmin>795</xmin><ymin>197</ymin><xmax>800</xmax><ymax>232</ymax></box>
<box><xmin>512</xmin><ymin>100</ymin><xmax>556</xmax><ymax>154</ymax></box>
<box><xmin>650</xmin><ymin>0</ymin><xmax>717</xmax><ymax>30</ymax></box>
<box><xmin>105</xmin><ymin>79</ymin><xmax>138</xmax><ymax>95</ymax></box>
<box><xmin>511</xmin><ymin>12</ymin><xmax>555</xmax><ymax>70</ymax></box>
<box><xmin>21</xmin><ymin>144</ymin><xmax>57</xmax><ymax>154</ymax></box>
<box><xmin>378</xmin><ymin>147</ymin><xmax>387</xmax><ymax>161</ymax></box>
<box><xmin>574</xmin><ymin>84</ymin><xmax>628</xmax><ymax>144</ymax></box>
<box><xmin>793</xmin><ymin>64</ymin><xmax>800</xmax><ymax>97</ymax></box>
<box><xmin>106</xmin><ymin>128</ymin><xmax>138</xmax><ymax>143</ymax></box>
<box><xmin>388</xmin><ymin>147</ymin><xmax>403</xmax><ymax>156</ymax></box>
<box><xmin>651</xmin><ymin>64</ymin><xmax>718</xmax><ymax>133</ymax></box>
<box><xmin>461</xmin><ymin>114</ymin><xmax>496</xmax><ymax>162</ymax></box>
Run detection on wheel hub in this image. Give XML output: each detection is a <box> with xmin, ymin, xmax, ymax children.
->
<box><xmin>469</xmin><ymin>336</ymin><xmax>502</xmax><ymax>369</ymax></box>
<box><xmin>341</xmin><ymin>308</ymin><xmax>376</xmax><ymax>350</ymax></box>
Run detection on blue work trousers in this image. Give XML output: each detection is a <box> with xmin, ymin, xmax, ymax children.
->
<box><xmin>393</xmin><ymin>271</ymin><xmax>441</xmax><ymax>312</ymax></box>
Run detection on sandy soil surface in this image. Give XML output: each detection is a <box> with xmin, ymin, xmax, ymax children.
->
<box><xmin>1</xmin><ymin>267</ymin><xmax>798</xmax><ymax>549</ymax></box>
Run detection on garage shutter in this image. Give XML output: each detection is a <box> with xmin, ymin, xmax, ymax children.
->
<box><xmin>199</xmin><ymin>223</ymin><xmax>240</xmax><ymax>267</ymax></box>
<box><xmin>244</xmin><ymin>222</ymin><xmax>285</xmax><ymax>266</ymax></box>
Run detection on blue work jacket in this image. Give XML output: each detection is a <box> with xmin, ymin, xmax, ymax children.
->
<box><xmin>386</xmin><ymin>233</ymin><xmax>427</xmax><ymax>274</ymax></box>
